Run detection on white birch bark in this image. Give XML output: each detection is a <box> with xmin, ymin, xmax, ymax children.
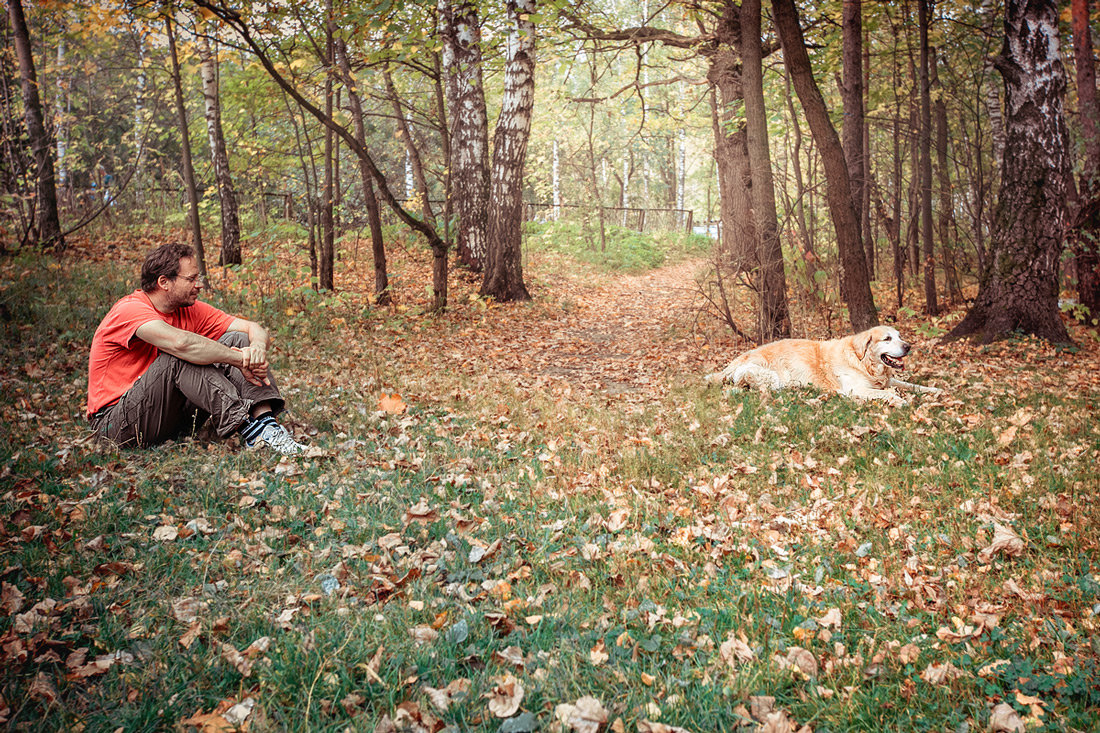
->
<box><xmin>481</xmin><ymin>0</ymin><xmax>535</xmax><ymax>300</ymax></box>
<box><xmin>439</xmin><ymin>0</ymin><xmax>490</xmax><ymax>270</ymax></box>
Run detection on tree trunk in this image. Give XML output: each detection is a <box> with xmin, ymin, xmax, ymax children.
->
<box><xmin>9</xmin><ymin>0</ymin><xmax>62</xmax><ymax>249</ymax></box>
<box><xmin>439</xmin><ymin>0</ymin><xmax>490</xmax><ymax>272</ymax></box>
<box><xmin>166</xmin><ymin>9</ymin><xmax>206</xmax><ymax>275</ymax></box>
<box><xmin>741</xmin><ymin>0</ymin><xmax>790</xmax><ymax>340</ymax></box>
<box><xmin>319</xmin><ymin>0</ymin><xmax>335</xmax><ymax>292</ymax></box>
<box><xmin>1070</xmin><ymin>0</ymin><xmax>1100</xmax><ymax>317</ymax></box>
<box><xmin>932</xmin><ymin>47</ymin><xmax>962</xmax><ymax>303</ymax></box>
<box><xmin>771</xmin><ymin>0</ymin><xmax>877</xmax><ymax>331</ymax></box>
<box><xmin>335</xmin><ymin>41</ymin><xmax>389</xmax><ymax>304</ymax></box>
<box><xmin>918</xmin><ymin>0</ymin><xmax>937</xmax><ymax>315</ymax></box>
<box><xmin>841</xmin><ymin>0</ymin><xmax>867</xmax><ymax>274</ymax></box>
<box><xmin>481</xmin><ymin>0</ymin><xmax>535</xmax><ymax>302</ymax></box>
<box><xmin>198</xmin><ymin>31</ymin><xmax>241</xmax><ymax>266</ymax></box>
<box><xmin>707</xmin><ymin>7</ymin><xmax>756</xmax><ymax>275</ymax></box>
<box><xmin>861</xmin><ymin>17</ymin><xmax>873</xmax><ymax>280</ymax></box>
<box><xmin>945</xmin><ymin>0</ymin><xmax>1072</xmax><ymax>344</ymax></box>
<box><xmin>384</xmin><ymin>66</ymin><xmax>436</xmax><ymax>228</ymax></box>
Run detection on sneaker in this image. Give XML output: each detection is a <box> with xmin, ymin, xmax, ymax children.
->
<box><xmin>247</xmin><ymin>422</ymin><xmax>306</xmax><ymax>455</ymax></box>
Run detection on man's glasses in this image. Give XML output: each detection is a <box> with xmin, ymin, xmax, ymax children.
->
<box><xmin>177</xmin><ymin>273</ymin><xmax>206</xmax><ymax>286</ymax></box>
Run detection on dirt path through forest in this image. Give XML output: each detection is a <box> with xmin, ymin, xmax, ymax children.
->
<box><xmin>483</xmin><ymin>257</ymin><xmax>728</xmax><ymax>400</ymax></box>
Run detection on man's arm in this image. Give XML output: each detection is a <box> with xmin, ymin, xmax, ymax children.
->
<box><xmin>224</xmin><ymin>318</ymin><xmax>270</xmax><ymax>380</ymax></box>
<box><xmin>134</xmin><ymin>320</ymin><xmax>267</xmax><ymax>386</ymax></box>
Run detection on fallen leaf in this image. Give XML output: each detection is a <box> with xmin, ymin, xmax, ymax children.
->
<box><xmin>378</xmin><ymin>392</ymin><xmax>408</xmax><ymax>414</ymax></box>
<box><xmin>978</xmin><ymin>523</ymin><xmax>1025</xmax><ymax>563</ymax></box>
<box><xmin>220</xmin><ymin>642</ymin><xmax>252</xmax><ymax>677</ymax></box>
<box><xmin>898</xmin><ymin>643</ymin><xmax>920</xmax><ymax>665</ymax></box>
<box><xmin>153</xmin><ymin>525</ymin><xmax>179</xmax><ymax>541</ymax></box>
<box><xmin>555</xmin><ymin>696</ymin><xmax>609</xmax><ymax>733</ymax></box>
<box><xmin>775</xmin><ymin>647</ymin><xmax>818</xmax><ymax>677</ymax></box>
<box><xmin>719</xmin><ymin>633</ymin><xmax>755</xmax><ymax>667</ymax></box>
<box><xmin>0</xmin><ymin>582</ymin><xmax>25</xmax><ymax>615</ymax></box>
<box><xmin>171</xmin><ymin>597</ymin><xmax>207</xmax><ymax>624</ymax></box>
<box><xmin>920</xmin><ymin>662</ymin><xmax>964</xmax><ymax>685</ymax></box>
<box><xmin>589</xmin><ymin>639</ymin><xmax>609</xmax><ymax>666</ymax></box>
<box><xmin>486</xmin><ymin>673</ymin><xmax>524</xmax><ymax>718</ymax></box>
<box><xmin>179</xmin><ymin>621</ymin><xmax>202</xmax><ymax>649</ymax></box>
<box><xmin>989</xmin><ymin>702</ymin><xmax>1025</xmax><ymax>732</ymax></box>
<box><xmin>816</xmin><ymin>607</ymin><xmax>842</xmax><ymax>629</ymax></box>
<box><xmin>409</xmin><ymin>625</ymin><xmax>438</xmax><ymax>644</ymax></box>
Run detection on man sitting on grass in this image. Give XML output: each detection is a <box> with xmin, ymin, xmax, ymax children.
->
<box><xmin>86</xmin><ymin>242</ymin><xmax>306</xmax><ymax>455</ymax></box>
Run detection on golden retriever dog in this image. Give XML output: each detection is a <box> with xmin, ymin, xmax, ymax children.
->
<box><xmin>705</xmin><ymin>326</ymin><xmax>940</xmax><ymax>406</ymax></box>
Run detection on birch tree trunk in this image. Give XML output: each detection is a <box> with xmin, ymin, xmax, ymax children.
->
<box><xmin>198</xmin><ymin>30</ymin><xmax>241</xmax><ymax>266</ymax></box>
<box><xmin>946</xmin><ymin>0</ymin><xmax>1072</xmax><ymax>344</ymax></box>
<box><xmin>166</xmin><ymin>9</ymin><xmax>206</xmax><ymax>275</ymax></box>
<box><xmin>772</xmin><ymin>0</ymin><xmax>877</xmax><ymax>331</ymax></box>
<box><xmin>741</xmin><ymin>0</ymin><xmax>790</xmax><ymax>340</ymax></box>
<box><xmin>439</xmin><ymin>0</ymin><xmax>490</xmax><ymax>271</ymax></box>
<box><xmin>9</xmin><ymin>0</ymin><xmax>62</xmax><ymax>249</ymax></box>
<box><xmin>481</xmin><ymin>0</ymin><xmax>535</xmax><ymax>302</ymax></box>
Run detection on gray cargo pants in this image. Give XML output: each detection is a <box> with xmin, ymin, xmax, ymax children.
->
<box><xmin>90</xmin><ymin>331</ymin><xmax>285</xmax><ymax>447</ymax></box>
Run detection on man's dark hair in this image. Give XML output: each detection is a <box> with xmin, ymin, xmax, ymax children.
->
<box><xmin>141</xmin><ymin>243</ymin><xmax>195</xmax><ymax>292</ymax></box>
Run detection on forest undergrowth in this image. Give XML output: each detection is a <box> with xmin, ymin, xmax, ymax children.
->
<box><xmin>1</xmin><ymin>229</ymin><xmax>1099</xmax><ymax>732</ymax></box>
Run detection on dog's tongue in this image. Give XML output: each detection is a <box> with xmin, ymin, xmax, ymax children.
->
<box><xmin>884</xmin><ymin>354</ymin><xmax>905</xmax><ymax>370</ymax></box>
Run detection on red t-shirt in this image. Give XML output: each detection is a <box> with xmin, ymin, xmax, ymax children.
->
<box><xmin>86</xmin><ymin>290</ymin><xmax>234</xmax><ymax>418</ymax></box>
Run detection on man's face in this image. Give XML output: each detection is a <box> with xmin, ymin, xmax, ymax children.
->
<box><xmin>163</xmin><ymin>257</ymin><xmax>204</xmax><ymax>311</ymax></box>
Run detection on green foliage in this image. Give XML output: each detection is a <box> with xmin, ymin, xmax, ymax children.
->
<box><xmin>525</xmin><ymin>220</ymin><xmax>710</xmax><ymax>273</ymax></box>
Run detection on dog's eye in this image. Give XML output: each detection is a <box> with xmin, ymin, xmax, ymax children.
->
<box><xmin>884</xmin><ymin>335</ymin><xmax>892</xmax><ymax>341</ymax></box>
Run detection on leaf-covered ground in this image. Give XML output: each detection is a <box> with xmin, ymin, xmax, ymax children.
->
<box><xmin>2</xmin><ymin>233</ymin><xmax>1099</xmax><ymax>732</ymax></box>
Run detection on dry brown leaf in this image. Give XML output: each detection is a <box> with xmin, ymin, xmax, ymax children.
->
<box><xmin>555</xmin><ymin>696</ymin><xmax>609</xmax><ymax>733</ymax></box>
<box><xmin>153</xmin><ymin>525</ymin><xmax>179</xmax><ymax>541</ymax></box>
<box><xmin>403</xmin><ymin>499</ymin><xmax>439</xmax><ymax>526</ymax></box>
<box><xmin>749</xmin><ymin>695</ymin><xmax>776</xmax><ymax>721</ymax></box>
<box><xmin>0</xmin><ymin>582</ymin><xmax>24</xmax><ymax>615</ymax></box>
<box><xmin>816</xmin><ymin>608</ymin><xmax>842</xmax><ymax>629</ymax></box>
<box><xmin>179</xmin><ymin>620</ymin><xmax>202</xmax><ymax>650</ymax></box>
<box><xmin>485</xmin><ymin>673</ymin><xmax>524</xmax><ymax>718</ymax></box>
<box><xmin>897</xmin><ymin>643</ymin><xmax>920</xmax><ymax>665</ymax></box>
<box><xmin>1002</xmin><ymin>579</ymin><xmax>1044</xmax><ymax>602</ymax></box>
<box><xmin>589</xmin><ymin>639</ymin><xmax>609</xmax><ymax>666</ymax></box>
<box><xmin>171</xmin><ymin>597</ymin><xmax>207</xmax><ymax>624</ymax></box>
<box><xmin>759</xmin><ymin>711</ymin><xmax>795</xmax><ymax>733</ymax></box>
<box><xmin>220</xmin><ymin>642</ymin><xmax>252</xmax><ymax>677</ymax></box>
<box><xmin>423</xmin><ymin>679</ymin><xmax>470</xmax><ymax>713</ymax></box>
<box><xmin>718</xmin><ymin>633</ymin><xmax>755</xmax><ymax>667</ymax></box>
<box><xmin>378</xmin><ymin>392</ymin><xmax>408</xmax><ymax>414</ymax></box>
<box><xmin>27</xmin><ymin>672</ymin><xmax>58</xmax><ymax>704</ymax></box>
<box><xmin>409</xmin><ymin>625</ymin><xmax>439</xmax><ymax>644</ymax></box>
<box><xmin>775</xmin><ymin>647</ymin><xmax>818</xmax><ymax>677</ymax></box>
<box><xmin>920</xmin><ymin>662</ymin><xmax>964</xmax><ymax>685</ymax></box>
<box><xmin>978</xmin><ymin>523</ymin><xmax>1025</xmax><ymax>563</ymax></box>
<box><xmin>988</xmin><ymin>702</ymin><xmax>1025</xmax><ymax>732</ymax></box>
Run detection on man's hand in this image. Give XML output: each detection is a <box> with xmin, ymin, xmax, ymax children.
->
<box><xmin>236</xmin><ymin>345</ymin><xmax>270</xmax><ymax>387</ymax></box>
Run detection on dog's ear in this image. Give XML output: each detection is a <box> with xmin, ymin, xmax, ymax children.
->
<box><xmin>857</xmin><ymin>330</ymin><xmax>875</xmax><ymax>360</ymax></box>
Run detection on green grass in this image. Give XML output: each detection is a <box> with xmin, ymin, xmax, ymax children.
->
<box><xmin>1</xmin><ymin>250</ymin><xmax>1098</xmax><ymax>731</ymax></box>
